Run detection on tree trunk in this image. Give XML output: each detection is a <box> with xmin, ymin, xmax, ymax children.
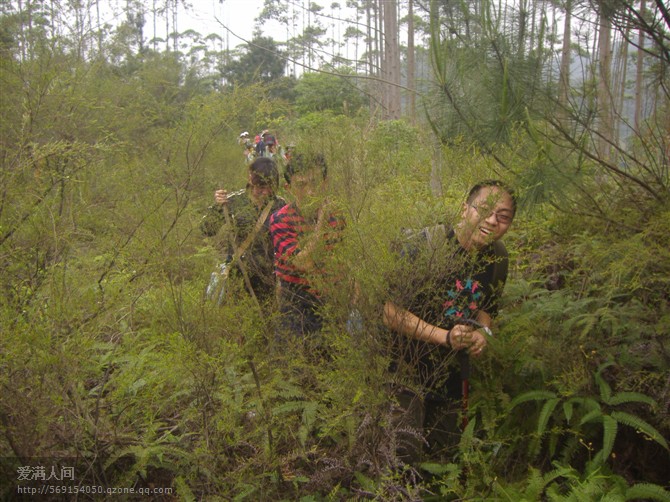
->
<box><xmin>382</xmin><ymin>0</ymin><xmax>401</xmax><ymax>119</ymax></box>
<box><xmin>634</xmin><ymin>0</ymin><xmax>646</xmax><ymax>130</ymax></box>
<box><xmin>172</xmin><ymin>0</ymin><xmax>178</xmax><ymax>52</ymax></box>
<box><xmin>597</xmin><ymin>3</ymin><xmax>614</xmax><ymax>160</ymax></box>
<box><xmin>95</xmin><ymin>0</ymin><xmax>102</xmax><ymax>54</ymax></box>
<box><xmin>152</xmin><ymin>0</ymin><xmax>157</xmax><ymax>52</ymax></box>
<box><xmin>558</xmin><ymin>0</ymin><xmax>572</xmax><ymax>114</ymax></box>
<box><xmin>165</xmin><ymin>0</ymin><xmax>169</xmax><ymax>51</ymax></box>
<box><xmin>366</xmin><ymin>1</ymin><xmax>373</xmax><ymax>76</ymax></box>
<box><xmin>518</xmin><ymin>0</ymin><xmax>527</xmax><ymax>58</ymax></box>
<box><xmin>307</xmin><ymin>0</ymin><xmax>312</xmax><ymax>69</ymax></box>
<box><xmin>376</xmin><ymin>0</ymin><xmax>382</xmax><ymax>76</ymax></box>
<box><xmin>547</xmin><ymin>2</ymin><xmax>557</xmax><ymax>84</ymax></box>
<box><xmin>408</xmin><ymin>0</ymin><xmax>416</xmax><ymax>121</ymax></box>
<box><xmin>529</xmin><ymin>0</ymin><xmax>537</xmax><ymax>55</ymax></box>
<box><xmin>614</xmin><ymin>26</ymin><xmax>629</xmax><ymax>146</ymax></box>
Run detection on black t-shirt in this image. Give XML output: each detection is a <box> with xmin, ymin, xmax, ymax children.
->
<box><xmin>388</xmin><ymin>226</ymin><xmax>507</xmax><ymax>397</ymax></box>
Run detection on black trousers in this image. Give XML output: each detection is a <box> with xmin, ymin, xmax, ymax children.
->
<box><xmin>390</xmin><ymin>382</ymin><xmax>462</xmax><ymax>464</ymax></box>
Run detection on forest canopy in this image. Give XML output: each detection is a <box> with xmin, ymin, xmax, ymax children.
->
<box><xmin>1</xmin><ymin>0</ymin><xmax>669</xmax><ymax>500</ymax></box>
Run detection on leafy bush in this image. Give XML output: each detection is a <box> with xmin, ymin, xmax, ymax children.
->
<box><xmin>1</xmin><ymin>41</ymin><xmax>668</xmax><ymax>499</ymax></box>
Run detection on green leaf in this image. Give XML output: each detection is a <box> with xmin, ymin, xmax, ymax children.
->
<box><xmin>563</xmin><ymin>400</ymin><xmax>574</xmax><ymax>423</ymax></box>
<box><xmin>544</xmin><ymin>464</ymin><xmax>577</xmax><ymax>485</ymax></box>
<box><xmin>600</xmin><ymin>414</ymin><xmax>618</xmax><ymax>462</ymax></box>
<box><xmin>523</xmin><ymin>467</ymin><xmax>546</xmax><ymax>500</ymax></box>
<box><xmin>272</xmin><ymin>400</ymin><xmax>307</xmax><ymax>416</ymax></box>
<box><xmin>298</xmin><ymin>425</ymin><xmax>309</xmax><ymax>447</ymax></box>
<box><xmin>586</xmin><ymin>451</ymin><xmax>606</xmax><ymax>475</ymax></box>
<box><xmin>419</xmin><ymin>462</ymin><xmax>453</xmax><ymax>475</ymax></box>
<box><xmin>537</xmin><ymin>397</ymin><xmax>561</xmax><ymax>437</ymax></box>
<box><xmin>597</xmin><ymin>361</ymin><xmax>616</xmax><ymax>373</ymax></box>
<box><xmin>608</xmin><ymin>391</ymin><xmax>657</xmax><ymax>407</ymax></box>
<box><xmin>579</xmin><ymin>397</ymin><xmax>603</xmax><ymax>413</ymax></box>
<box><xmin>595</xmin><ymin>367</ymin><xmax>612</xmax><ymax>404</ymax></box>
<box><xmin>509</xmin><ymin>390</ymin><xmax>557</xmax><ymax>409</ymax></box>
<box><xmin>579</xmin><ymin>407</ymin><xmax>603</xmax><ymax>426</ymax></box>
<box><xmin>354</xmin><ymin>471</ymin><xmax>376</xmax><ymax>491</ymax></box>
<box><xmin>173</xmin><ymin>476</ymin><xmax>197</xmax><ymax>502</ymax></box>
<box><xmin>625</xmin><ymin>483</ymin><xmax>670</xmax><ymax>502</ymax></box>
<box><xmin>302</xmin><ymin>400</ymin><xmax>318</xmax><ymax>429</ymax></box>
<box><xmin>233</xmin><ymin>484</ymin><xmax>257</xmax><ymax>502</ymax></box>
<box><xmin>611</xmin><ymin>411</ymin><xmax>669</xmax><ymax>450</ymax></box>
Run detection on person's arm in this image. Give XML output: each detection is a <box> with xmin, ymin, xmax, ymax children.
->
<box><xmin>383</xmin><ymin>301</ymin><xmax>450</xmax><ymax>346</ymax></box>
<box><xmin>383</xmin><ymin>301</ymin><xmax>489</xmax><ymax>356</ymax></box>
<box><xmin>475</xmin><ymin>310</ymin><xmax>492</xmax><ymax>330</ymax></box>
<box><xmin>200</xmin><ymin>189</ymin><xmax>230</xmax><ymax>237</ymax></box>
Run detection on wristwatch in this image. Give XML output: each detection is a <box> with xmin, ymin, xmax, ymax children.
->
<box><xmin>480</xmin><ymin>326</ymin><xmax>494</xmax><ymax>337</ymax></box>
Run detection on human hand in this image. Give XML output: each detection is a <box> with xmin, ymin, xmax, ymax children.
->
<box><xmin>448</xmin><ymin>324</ymin><xmax>488</xmax><ymax>357</ymax></box>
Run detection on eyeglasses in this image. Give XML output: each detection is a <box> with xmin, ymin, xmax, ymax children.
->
<box><xmin>469</xmin><ymin>203</ymin><xmax>513</xmax><ymax>225</ymax></box>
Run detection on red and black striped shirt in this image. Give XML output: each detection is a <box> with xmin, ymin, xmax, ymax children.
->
<box><xmin>270</xmin><ymin>203</ymin><xmax>345</xmax><ymax>298</ymax></box>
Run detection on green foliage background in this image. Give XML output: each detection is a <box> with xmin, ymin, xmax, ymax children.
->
<box><xmin>1</xmin><ymin>7</ymin><xmax>669</xmax><ymax>501</ymax></box>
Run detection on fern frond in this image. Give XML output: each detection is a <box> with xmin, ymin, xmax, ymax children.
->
<box><xmin>276</xmin><ymin>381</ymin><xmax>307</xmax><ymax>400</ymax></box>
<box><xmin>611</xmin><ymin>411</ymin><xmax>669</xmax><ymax>450</ymax></box>
<box><xmin>298</xmin><ymin>424</ymin><xmax>309</xmax><ymax>447</ymax></box>
<box><xmin>544</xmin><ymin>464</ymin><xmax>577</xmax><ymax>484</ymax></box>
<box><xmin>588</xmin><ymin>450</ymin><xmax>606</xmax><ymax>474</ymax></box>
<box><xmin>625</xmin><ymin>483</ymin><xmax>670</xmax><ymax>502</ymax></box>
<box><xmin>562</xmin><ymin>400</ymin><xmax>574</xmax><ymax>423</ymax></box>
<box><xmin>600</xmin><ymin>414</ymin><xmax>618</xmax><ymax>463</ymax></box>
<box><xmin>608</xmin><ymin>391</ymin><xmax>657</xmax><ymax>407</ymax></box>
<box><xmin>595</xmin><ymin>367</ymin><xmax>612</xmax><ymax>404</ymax></box>
<box><xmin>537</xmin><ymin>397</ymin><xmax>561</xmax><ymax>438</ymax></box>
<box><xmin>524</xmin><ymin>467</ymin><xmax>545</xmax><ymax>500</ymax></box>
<box><xmin>419</xmin><ymin>462</ymin><xmax>452</xmax><ymax>475</ymax></box>
<box><xmin>354</xmin><ymin>471</ymin><xmax>376</xmax><ymax>492</ymax></box>
<box><xmin>524</xmin><ymin>464</ymin><xmax>575</xmax><ymax>500</ymax></box>
<box><xmin>579</xmin><ymin>396</ymin><xmax>602</xmax><ymax>413</ymax></box>
<box><xmin>272</xmin><ymin>400</ymin><xmax>308</xmax><ymax>416</ymax></box>
<box><xmin>302</xmin><ymin>400</ymin><xmax>319</xmax><ymax>429</ymax></box>
<box><xmin>508</xmin><ymin>390</ymin><xmax>557</xmax><ymax>409</ymax></box>
<box><xmin>579</xmin><ymin>408</ymin><xmax>603</xmax><ymax>426</ymax></box>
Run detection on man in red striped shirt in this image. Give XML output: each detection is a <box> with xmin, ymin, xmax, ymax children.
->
<box><xmin>270</xmin><ymin>153</ymin><xmax>345</xmax><ymax>340</ymax></box>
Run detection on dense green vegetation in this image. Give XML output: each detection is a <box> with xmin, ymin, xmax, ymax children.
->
<box><xmin>1</xmin><ymin>1</ymin><xmax>669</xmax><ymax>500</ymax></box>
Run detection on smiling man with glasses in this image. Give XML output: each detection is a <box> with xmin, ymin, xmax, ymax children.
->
<box><xmin>383</xmin><ymin>179</ymin><xmax>517</xmax><ymax>463</ymax></box>
<box><xmin>457</xmin><ymin>180</ymin><xmax>516</xmax><ymax>251</ymax></box>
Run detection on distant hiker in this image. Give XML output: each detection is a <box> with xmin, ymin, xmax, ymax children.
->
<box><xmin>270</xmin><ymin>153</ymin><xmax>345</xmax><ymax>342</ymax></box>
<box><xmin>244</xmin><ymin>142</ymin><xmax>256</xmax><ymax>164</ymax></box>
<box><xmin>283</xmin><ymin>144</ymin><xmax>295</xmax><ymax>164</ymax></box>
<box><xmin>255</xmin><ymin>131</ymin><xmax>281</xmax><ymax>159</ymax></box>
<box><xmin>255</xmin><ymin>130</ymin><xmax>269</xmax><ymax>157</ymax></box>
<box><xmin>238</xmin><ymin>131</ymin><xmax>256</xmax><ymax>163</ymax></box>
<box><xmin>263</xmin><ymin>134</ymin><xmax>279</xmax><ymax>158</ymax></box>
<box><xmin>201</xmin><ymin>157</ymin><xmax>286</xmax><ymax>305</ymax></box>
<box><xmin>383</xmin><ymin>180</ymin><xmax>516</xmax><ymax>463</ymax></box>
